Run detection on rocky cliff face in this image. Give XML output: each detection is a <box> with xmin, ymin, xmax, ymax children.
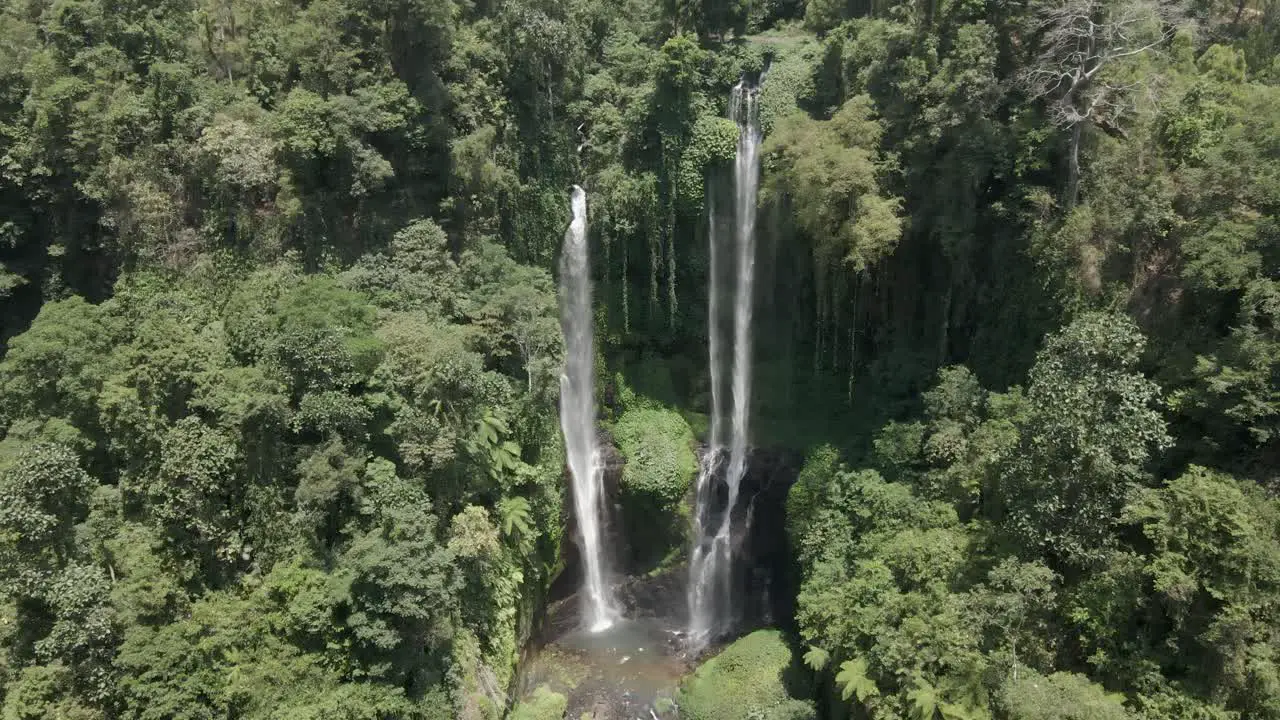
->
<box><xmin>547</xmin><ymin>432</ymin><xmax>625</xmax><ymax>610</ymax></box>
<box><xmin>549</xmin><ymin>439</ymin><xmax>802</xmax><ymax>639</ymax></box>
<box><xmin>735</xmin><ymin>447</ymin><xmax>803</xmax><ymax>633</ymax></box>
<box><xmin>519</xmin><ymin>444</ymin><xmax>804</xmax><ymax>720</ymax></box>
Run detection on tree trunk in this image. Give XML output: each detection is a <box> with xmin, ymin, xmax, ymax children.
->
<box><xmin>623</xmin><ymin>239</ymin><xmax>631</xmax><ymax>334</ymax></box>
<box><xmin>1066</xmin><ymin>121</ymin><xmax>1083</xmax><ymax>210</ymax></box>
<box><xmin>831</xmin><ymin>280</ymin><xmax>842</xmax><ymax>371</ymax></box>
<box><xmin>938</xmin><ymin>283</ymin><xmax>952</xmax><ymax>366</ymax></box>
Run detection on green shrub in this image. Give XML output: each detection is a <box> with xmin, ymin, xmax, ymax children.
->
<box><xmin>611</xmin><ymin>407</ymin><xmax>697</xmax><ymax>570</ymax></box>
<box><xmin>757</xmin><ymin>38</ymin><xmax>820</xmax><ymax>136</ymax></box>
<box><xmin>613</xmin><ymin>408</ymin><xmax>697</xmax><ymax>503</ymax></box>
<box><xmin>678</xmin><ymin>630</ymin><xmax>814</xmax><ymax>720</ymax></box>
<box><xmin>1000</xmin><ymin>671</ymin><xmax>1132</xmax><ymax>720</ymax></box>
<box><xmin>786</xmin><ymin>444</ymin><xmax>840</xmax><ymax>544</ymax></box>
<box><xmin>765</xmin><ymin>699</ymin><xmax>819</xmax><ymax>720</ymax></box>
<box><xmin>509</xmin><ymin>685</ymin><xmax>568</xmax><ymax>720</ymax></box>
<box><xmin>676</xmin><ymin>114</ymin><xmax>739</xmax><ymax>211</ymax></box>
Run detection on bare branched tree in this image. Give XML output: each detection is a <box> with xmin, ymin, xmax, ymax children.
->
<box><xmin>1019</xmin><ymin>0</ymin><xmax>1193</xmax><ymax>207</ymax></box>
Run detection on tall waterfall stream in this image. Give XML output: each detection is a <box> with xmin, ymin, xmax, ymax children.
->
<box><xmin>687</xmin><ymin>81</ymin><xmax>762</xmax><ymax>649</ymax></box>
<box><xmin>559</xmin><ymin>185</ymin><xmax>617</xmax><ymax>633</ymax></box>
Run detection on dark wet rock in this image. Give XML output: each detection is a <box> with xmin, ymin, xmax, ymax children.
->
<box><xmin>738</xmin><ymin>447</ymin><xmax>803</xmax><ymax>633</ymax></box>
<box><xmin>616</xmin><ymin>570</ymin><xmax>684</xmax><ymax>619</ymax></box>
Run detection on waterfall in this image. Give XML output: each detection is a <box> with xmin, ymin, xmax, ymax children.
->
<box><xmin>725</xmin><ymin>82</ymin><xmax>761</xmax><ymax>525</ymax></box>
<box><xmin>708</xmin><ymin>193</ymin><xmax>725</xmax><ymax>452</ymax></box>
<box><xmin>687</xmin><ymin>82</ymin><xmax>761</xmax><ymax>648</ymax></box>
<box><xmin>559</xmin><ymin>185</ymin><xmax>616</xmax><ymax>633</ymax></box>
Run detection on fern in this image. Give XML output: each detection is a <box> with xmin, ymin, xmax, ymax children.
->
<box><xmin>938</xmin><ymin>670</ymin><xmax>991</xmax><ymax>720</ymax></box>
<box><xmin>483</xmin><ymin>413</ymin><xmax>510</xmax><ymax>435</ymax></box>
<box><xmin>939</xmin><ymin>702</ymin><xmax>990</xmax><ymax>720</ymax></box>
<box><xmin>499</xmin><ymin>440</ymin><xmax>522</xmax><ymax>470</ymax></box>
<box><xmin>835</xmin><ymin>658</ymin><xmax>879</xmax><ymax>704</ymax></box>
<box><xmin>471</xmin><ymin>413</ymin><xmax>523</xmax><ymax>481</ymax></box>
<box><xmin>498</xmin><ymin>496</ymin><xmax>533</xmax><ymax>552</ymax></box>
<box><xmin>803</xmin><ymin>646</ymin><xmax>830</xmax><ymax>671</ymax></box>
<box><xmin>907</xmin><ymin>678</ymin><xmax>940</xmax><ymax>720</ymax></box>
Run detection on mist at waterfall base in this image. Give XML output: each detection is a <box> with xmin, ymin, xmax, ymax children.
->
<box><xmin>687</xmin><ymin>81</ymin><xmax>762</xmax><ymax>650</ymax></box>
<box><xmin>559</xmin><ymin>185</ymin><xmax>617</xmax><ymax>633</ymax></box>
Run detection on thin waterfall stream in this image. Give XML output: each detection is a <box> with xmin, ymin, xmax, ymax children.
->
<box><xmin>559</xmin><ymin>185</ymin><xmax>617</xmax><ymax>633</ymax></box>
<box><xmin>687</xmin><ymin>81</ymin><xmax>761</xmax><ymax>649</ymax></box>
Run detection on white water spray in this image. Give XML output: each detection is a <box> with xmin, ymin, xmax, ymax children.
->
<box><xmin>559</xmin><ymin>185</ymin><xmax>616</xmax><ymax>633</ymax></box>
<box><xmin>687</xmin><ymin>82</ymin><xmax>761</xmax><ymax>648</ymax></box>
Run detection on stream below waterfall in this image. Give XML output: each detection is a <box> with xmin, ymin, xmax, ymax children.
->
<box><xmin>519</xmin><ymin>617</ymin><xmax>687</xmax><ymax>720</ymax></box>
<box><xmin>516</xmin><ymin>572</ymin><xmax>702</xmax><ymax>720</ymax></box>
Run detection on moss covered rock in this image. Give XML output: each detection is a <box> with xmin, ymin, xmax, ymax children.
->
<box><xmin>508</xmin><ymin>685</ymin><xmax>567</xmax><ymax>720</ymax></box>
<box><xmin>611</xmin><ymin>407</ymin><xmax>697</xmax><ymax>570</ymax></box>
<box><xmin>613</xmin><ymin>407</ymin><xmax>697</xmax><ymax>503</ymax></box>
<box><xmin>677</xmin><ymin>630</ymin><xmax>815</xmax><ymax>720</ymax></box>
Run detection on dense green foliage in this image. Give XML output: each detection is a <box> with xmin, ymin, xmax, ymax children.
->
<box><xmin>790</xmin><ymin>316</ymin><xmax>1280</xmax><ymax>719</ymax></box>
<box><xmin>774</xmin><ymin>0</ymin><xmax>1280</xmax><ymax>714</ymax></box>
<box><xmin>0</xmin><ymin>225</ymin><xmax>565</xmax><ymax>718</ymax></box>
<box><xmin>677</xmin><ymin>629</ymin><xmax>816</xmax><ymax>720</ymax></box>
<box><xmin>0</xmin><ymin>0</ymin><xmax>1277</xmax><ymax>714</ymax></box>
<box><xmin>610</xmin><ymin>405</ymin><xmax>698</xmax><ymax>570</ymax></box>
<box><xmin>612</xmin><ymin>408</ymin><xmax>698</xmax><ymax>504</ymax></box>
<box><xmin>507</xmin><ymin>685</ymin><xmax>568</xmax><ymax>720</ymax></box>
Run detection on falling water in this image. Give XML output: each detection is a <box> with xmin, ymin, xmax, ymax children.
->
<box><xmin>687</xmin><ymin>82</ymin><xmax>761</xmax><ymax>648</ymax></box>
<box><xmin>560</xmin><ymin>185</ymin><xmax>616</xmax><ymax>633</ymax></box>
<box><xmin>708</xmin><ymin>194</ymin><xmax>726</xmax><ymax>454</ymax></box>
<box><xmin>725</xmin><ymin>82</ymin><xmax>761</xmax><ymax>525</ymax></box>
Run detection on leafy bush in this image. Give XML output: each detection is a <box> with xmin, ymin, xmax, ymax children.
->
<box><xmin>508</xmin><ymin>685</ymin><xmax>568</xmax><ymax>720</ymax></box>
<box><xmin>612</xmin><ymin>407</ymin><xmax>697</xmax><ymax>503</ymax></box>
<box><xmin>1000</xmin><ymin>671</ymin><xmax>1132</xmax><ymax>720</ymax></box>
<box><xmin>676</xmin><ymin>114</ymin><xmax>739</xmax><ymax>211</ymax></box>
<box><xmin>678</xmin><ymin>630</ymin><xmax>814</xmax><ymax>720</ymax></box>
<box><xmin>764</xmin><ymin>699</ymin><xmax>819</xmax><ymax>720</ymax></box>
<box><xmin>611</xmin><ymin>407</ymin><xmax>697</xmax><ymax>569</ymax></box>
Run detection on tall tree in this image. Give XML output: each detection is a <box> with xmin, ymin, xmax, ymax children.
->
<box><xmin>1020</xmin><ymin>0</ymin><xmax>1192</xmax><ymax>207</ymax></box>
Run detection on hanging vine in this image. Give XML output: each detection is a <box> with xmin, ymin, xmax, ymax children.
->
<box><xmin>667</xmin><ymin>199</ymin><xmax>677</xmax><ymax>331</ymax></box>
<box><xmin>849</xmin><ymin>270</ymin><xmax>863</xmax><ymax>405</ymax></box>
<box><xmin>622</xmin><ymin>243</ymin><xmax>630</xmax><ymax>334</ymax></box>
